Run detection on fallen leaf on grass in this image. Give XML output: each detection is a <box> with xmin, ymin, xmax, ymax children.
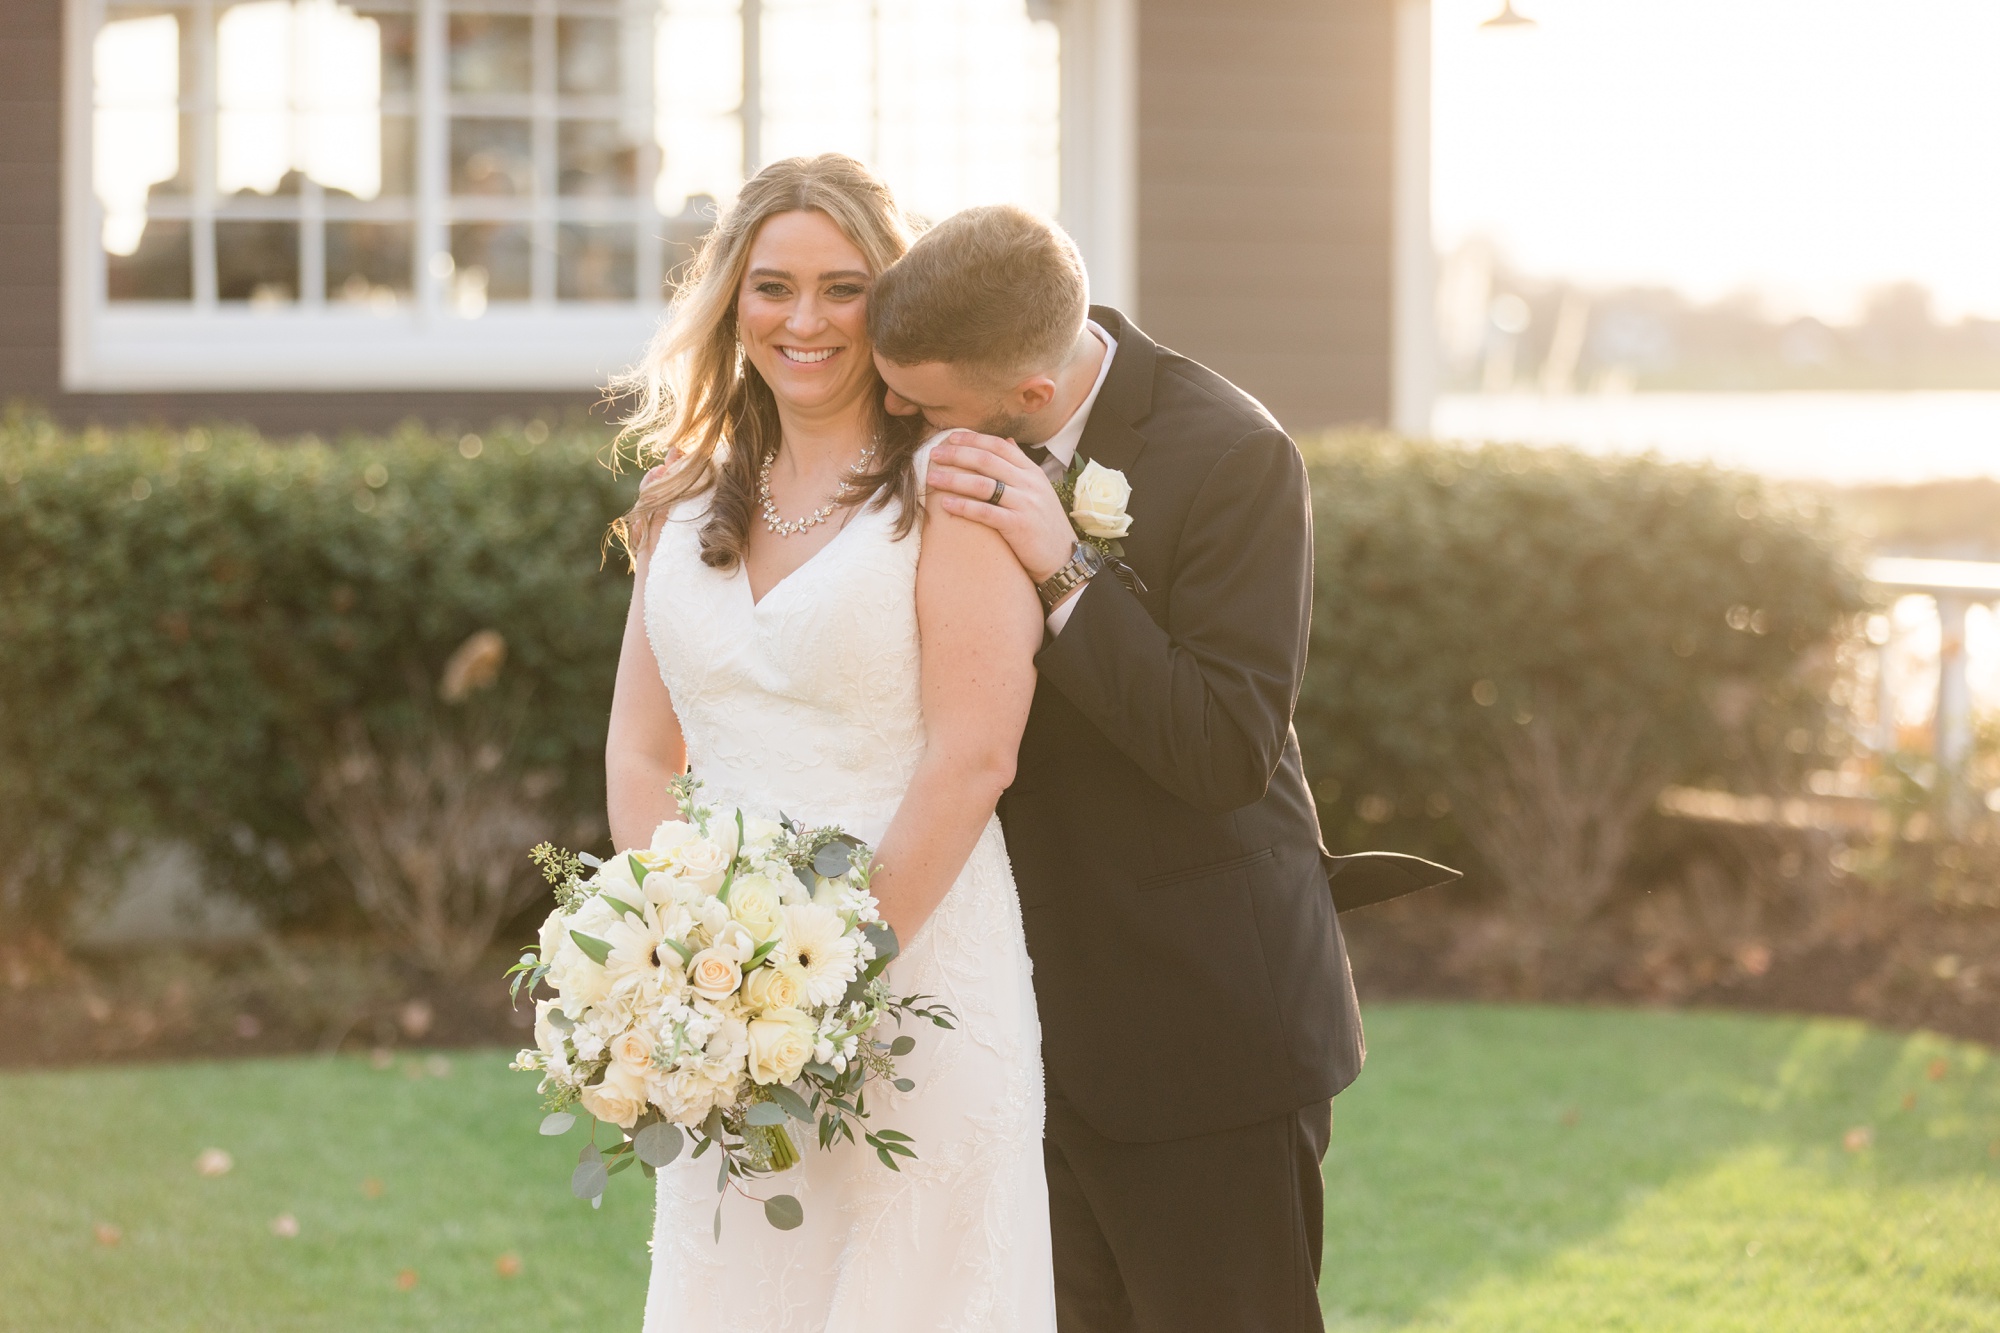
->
<box><xmin>495</xmin><ymin>1253</ymin><xmax>522</xmax><ymax>1278</ymax></box>
<box><xmin>195</xmin><ymin>1148</ymin><xmax>234</xmax><ymax>1177</ymax></box>
<box><xmin>1559</xmin><ymin>1108</ymin><xmax>1580</xmax><ymax>1128</ymax></box>
<box><xmin>1928</xmin><ymin>1058</ymin><xmax>1949</xmax><ymax>1082</ymax></box>
<box><xmin>362</xmin><ymin>1177</ymin><xmax>385</xmax><ymax>1199</ymax></box>
<box><xmin>269</xmin><ymin>1214</ymin><xmax>299</xmax><ymax>1238</ymax></box>
<box><xmin>1843</xmin><ymin>1126</ymin><xmax>1874</xmax><ymax>1152</ymax></box>
<box><xmin>396</xmin><ymin>1269</ymin><xmax>419</xmax><ymax>1291</ymax></box>
<box><xmin>1900</xmin><ymin>1091</ymin><xmax>1917</xmax><ymax>1111</ymax></box>
<box><xmin>93</xmin><ymin>1222</ymin><xmax>122</xmax><ymax>1247</ymax></box>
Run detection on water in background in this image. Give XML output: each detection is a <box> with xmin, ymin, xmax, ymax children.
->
<box><xmin>1433</xmin><ymin>391</ymin><xmax>2000</xmax><ymax>484</ymax></box>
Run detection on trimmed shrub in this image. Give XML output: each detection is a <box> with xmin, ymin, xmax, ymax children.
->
<box><xmin>0</xmin><ymin>411</ymin><xmax>633</xmax><ymax>941</ymax></box>
<box><xmin>1297</xmin><ymin>432</ymin><xmax>1869</xmax><ymax>941</ymax></box>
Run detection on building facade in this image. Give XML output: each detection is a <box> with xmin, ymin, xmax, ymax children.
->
<box><xmin>2</xmin><ymin>0</ymin><xmax>1427</xmax><ymax>438</ymax></box>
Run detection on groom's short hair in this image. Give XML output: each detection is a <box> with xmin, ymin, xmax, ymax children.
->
<box><xmin>869</xmin><ymin>204</ymin><xmax>1088</xmax><ymax>382</ymax></box>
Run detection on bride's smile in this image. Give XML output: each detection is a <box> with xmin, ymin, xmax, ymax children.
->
<box><xmin>736</xmin><ymin>208</ymin><xmax>876</xmax><ymax>421</ymax></box>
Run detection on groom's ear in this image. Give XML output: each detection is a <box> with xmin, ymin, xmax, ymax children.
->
<box><xmin>1010</xmin><ymin>374</ymin><xmax>1058</xmax><ymax>417</ymax></box>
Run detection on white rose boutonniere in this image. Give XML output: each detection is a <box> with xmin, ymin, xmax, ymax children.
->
<box><xmin>1066</xmin><ymin>459</ymin><xmax>1134</xmax><ymax>541</ymax></box>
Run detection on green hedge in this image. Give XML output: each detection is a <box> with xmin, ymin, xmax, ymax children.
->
<box><xmin>0</xmin><ymin>414</ymin><xmax>1867</xmax><ymax>934</ymax></box>
<box><xmin>1298</xmin><ymin>432</ymin><xmax>1869</xmax><ymax>874</ymax></box>
<box><xmin>0</xmin><ymin>410</ymin><xmax>634</xmax><ymax>932</ymax></box>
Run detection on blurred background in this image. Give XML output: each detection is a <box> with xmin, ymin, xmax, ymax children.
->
<box><xmin>4</xmin><ymin>1</ymin><xmax>1999</xmax><ymax>1328</ymax></box>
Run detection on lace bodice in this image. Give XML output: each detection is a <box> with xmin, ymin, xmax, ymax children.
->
<box><xmin>642</xmin><ymin>462</ymin><xmax>928</xmax><ymax>844</ymax></box>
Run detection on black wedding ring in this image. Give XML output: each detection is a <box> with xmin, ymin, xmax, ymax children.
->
<box><xmin>988</xmin><ymin>478</ymin><xmax>1007</xmax><ymax>506</ymax></box>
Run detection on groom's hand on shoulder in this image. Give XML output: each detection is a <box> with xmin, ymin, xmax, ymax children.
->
<box><xmin>926</xmin><ymin>432</ymin><xmax>1076</xmax><ymax>585</ymax></box>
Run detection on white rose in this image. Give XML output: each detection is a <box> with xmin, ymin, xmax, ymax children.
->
<box><xmin>741</xmin><ymin>962</ymin><xmax>806</xmax><ymax>1013</ymax></box>
<box><xmin>592</xmin><ymin>854</ymin><xmax>645</xmax><ymax>905</ymax></box>
<box><xmin>727</xmin><ymin>875</ymin><xmax>786</xmax><ymax>943</ymax></box>
<box><xmin>1069</xmin><ymin>459</ymin><xmax>1133</xmax><ymax>539</ymax></box>
<box><xmin>686</xmin><ymin>947</ymin><xmax>743</xmax><ymax>1001</ymax></box>
<box><xmin>579</xmin><ymin>1062</ymin><xmax>649</xmax><ymax>1129</ymax></box>
<box><xmin>649</xmin><ymin>819</ymin><xmax>702</xmax><ymax>855</ymax></box>
<box><xmin>674</xmin><ymin>837</ymin><xmax>731</xmax><ymax>894</ymax></box>
<box><xmin>739</xmin><ymin>817</ymin><xmax>784</xmax><ymax>856</ymax></box>
<box><xmin>537</xmin><ymin>909</ymin><xmax>566</xmax><ymax>963</ymax></box>
<box><xmin>745</xmin><ymin>1008</ymin><xmax>817</xmax><ymax>1085</ymax></box>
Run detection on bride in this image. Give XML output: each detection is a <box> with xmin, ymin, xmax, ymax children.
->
<box><xmin>603</xmin><ymin>154</ymin><xmax>1057</xmax><ymax>1331</ymax></box>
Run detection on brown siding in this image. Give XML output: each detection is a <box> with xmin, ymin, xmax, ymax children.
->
<box><xmin>1138</xmin><ymin>0</ymin><xmax>1394</xmax><ymax>433</ymax></box>
<box><xmin>0</xmin><ymin>0</ymin><xmax>595</xmax><ymax>434</ymax></box>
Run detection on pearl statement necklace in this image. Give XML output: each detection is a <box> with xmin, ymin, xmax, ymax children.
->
<box><xmin>757</xmin><ymin>443</ymin><xmax>876</xmax><ymax>537</ymax></box>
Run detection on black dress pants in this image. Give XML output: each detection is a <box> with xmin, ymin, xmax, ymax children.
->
<box><xmin>1043</xmin><ymin>1083</ymin><xmax>1332</xmax><ymax>1333</ymax></box>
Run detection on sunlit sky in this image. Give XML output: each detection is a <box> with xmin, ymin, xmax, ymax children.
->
<box><xmin>1433</xmin><ymin>0</ymin><xmax>2000</xmax><ymax>324</ymax></box>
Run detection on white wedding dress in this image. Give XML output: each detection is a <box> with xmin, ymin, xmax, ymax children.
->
<box><xmin>638</xmin><ymin>443</ymin><xmax>1057</xmax><ymax>1332</ymax></box>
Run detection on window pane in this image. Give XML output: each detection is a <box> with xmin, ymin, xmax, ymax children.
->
<box><xmin>328</xmin><ymin>222</ymin><xmax>413</xmax><ymax>306</ymax></box>
<box><xmin>451</xmin><ymin>223</ymin><xmax>532</xmax><ymax>307</ymax></box>
<box><xmin>451</xmin><ymin>118</ymin><xmax>534</xmax><ymax>196</ymax></box>
<box><xmin>378</xmin><ymin>115</ymin><xmax>415</xmax><ymax>197</ymax></box>
<box><xmin>661</xmin><ymin>199</ymin><xmax>716</xmax><ymax>292</ymax></box>
<box><xmin>217</xmin><ymin>220</ymin><xmax>301</xmax><ymax>303</ymax></box>
<box><xmin>558</xmin><ymin>17</ymin><xmax>620</xmax><ymax>95</ymax></box>
<box><xmin>106</xmin><ymin>220</ymin><xmax>192</xmax><ymax>302</ymax></box>
<box><xmin>94</xmin><ymin>12</ymin><xmax>186</xmax><ymax>260</ymax></box>
<box><xmin>449</xmin><ymin>15</ymin><xmax>531</xmax><ymax>94</ymax></box>
<box><xmin>558</xmin><ymin>120</ymin><xmax>639</xmax><ymax>197</ymax></box>
<box><xmin>374</xmin><ymin>11</ymin><xmax>416</xmax><ymax>93</ymax></box>
<box><xmin>217</xmin><ymin>0</ymin><xmax>395</xmax><ymax>200</ymax></box>
<box><xmin>558</xmin><ymin>224</ymin><xmax>636</xmax><ymax>301</ymax></box>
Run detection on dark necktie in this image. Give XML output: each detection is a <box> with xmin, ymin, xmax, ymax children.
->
<box><xmin>1020</xmin><ymin>443</ymin><xmax>1052</xmax><ymax>467</ymax></box>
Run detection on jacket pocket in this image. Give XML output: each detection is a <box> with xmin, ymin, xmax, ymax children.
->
<box><xmin>1136</xmin><ymin>847</ymin><xmax>1274</xmax><ymax>892</ymax></box>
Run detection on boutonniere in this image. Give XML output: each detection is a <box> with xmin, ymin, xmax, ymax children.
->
<box><xmin>1055</xmin><ymin>458</ymin><xmax>1147</xmax><ymax>592</ymax></box>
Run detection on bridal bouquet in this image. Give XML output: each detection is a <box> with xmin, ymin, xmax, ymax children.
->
<box><xmin>507</xmin><ymin>777</ymin><xmax>953</xmax><ymax>1234</ymax></box>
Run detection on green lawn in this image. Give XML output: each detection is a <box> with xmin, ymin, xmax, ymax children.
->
<box><xmin>3</xmin><ymin>1005</ymin><xmax>1997</xmax><ymax>1331</ymax></box>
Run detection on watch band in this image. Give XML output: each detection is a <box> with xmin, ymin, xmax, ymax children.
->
<box><xmin>1037</xmin><ymin>541</ymin><xmax>1105</xmax><ymax>610</ymax></box>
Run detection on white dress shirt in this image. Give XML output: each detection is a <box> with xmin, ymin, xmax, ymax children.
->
<box><xmin>1034</xmin><ymin>320</ymin><xmax>1118</xmax><ymax>635</ymax></box>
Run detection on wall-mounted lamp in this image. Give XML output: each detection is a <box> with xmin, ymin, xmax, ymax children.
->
<box><xmin>1481</xmin><ymin>0</ymin><xmax>1537</xmax><ymax>29</ymax></box>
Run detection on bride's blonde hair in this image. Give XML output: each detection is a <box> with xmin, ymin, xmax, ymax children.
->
<box><xmin>610</xmin><ymin>154</ymin><xmax>924</xmax><ymax>569</ymax></box>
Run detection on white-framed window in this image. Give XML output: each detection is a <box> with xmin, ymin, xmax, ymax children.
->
<box><xmin>62</xmin><ymin>0</ymin><xmax>1133</xmax><ymax>392</ymax></box>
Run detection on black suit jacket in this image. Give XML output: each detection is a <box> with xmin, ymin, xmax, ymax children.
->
<box><xmin>997</xmin><ymin>307</ymin><xmax>1365</xmax><ymax>1144</ymax></box>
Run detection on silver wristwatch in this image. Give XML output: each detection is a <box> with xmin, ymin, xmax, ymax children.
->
<box><xmin>1036</xmin><ymin>541</ymin><xmax>1105</xmax><ymax>610</ymax></box>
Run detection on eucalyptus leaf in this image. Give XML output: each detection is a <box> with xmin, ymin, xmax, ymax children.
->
<box><xmin>862</xmin><ymin>921</ymin><xmax>899</xmax><ymax>964</ymax></box>
<box><xmin>569</xmin><ymin>930</ymin><xmax>612</xmax><ymax>966</ymax></box>
<box><xmin>744</xmin><ymin>1102</ymin><xmax>788</xmax><ymax>1126</ymax></box>
<box><xmin>538</xmin><ymin>1111</ymin><xmax>576</xmax><ymax>1136</ymax></box>
<box><xmin>812</xmin><ymin>843</ymin><xmax>853</xmax><ymax>878</ymax></box>
<box><xmin>713</xmin><ymin>1203</ymin><xmax>723</xmax><ymax>1242</ymax></box>
<box><xmin>794</xmin><ymin>866</ymin><xmax>816</xmax><ymax>893</ymax></box>
<box><xmin>893</xmin><ymin>1078</ymin><xmax>914</xmax><ymax>1092</ymax></box>
<box><xmin>626</xmin><ymin>853</ymin><xmax>650</xmax><ymax>886</ymax></box>
<box><xmin>764</xmin><ymin>1194</ymin><xmax>805</xmax><ymax>1230</ymax></box>
<box><xmin>634</xmin><ymin>1121</ymin><xmax>684</xmax><ymax>1167</ymax></box>
<box><xmin>592</xmin><ymin>1193</ymin><xmax>604</xmax><ymax>1210</ymax></box>
<box><xmin>768</xmin><ymin>1085</ymin><xmax>812</xmax><ymax>1123</ymax></box>
<box><xmin>716</xmin><ymin>1151</ymin><xmax>730</xmax><ymax>1192</ymax></box>
<box><xmin>578</xmin><ymin>852</ymin><xmax>603</xmax><ymax>868</ymax></box>
<box><xmin>805</xmin><ymin>1061</ymin><xmax>839</xmax><ymax>1082</ymax></box>
<box><xmin>607</xmin><ymin>1153</ymin><xmax>636</xmax><ymax>1176</ymax></box>
<box><xmin>889</xmin><ymin>1035</ymin><xmax>915</xmax><ymax>1057</ymax></box>
<box><xmin>571</xmin><ymin>1158</ymin><xmax>608</xmax><ymax>1200</ymax></box>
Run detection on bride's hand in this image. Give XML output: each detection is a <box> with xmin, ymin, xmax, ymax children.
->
<box><xmin>925</xmin><ymin>432</ymin><xmax>1077</xmax><ymax>584</ymax></box>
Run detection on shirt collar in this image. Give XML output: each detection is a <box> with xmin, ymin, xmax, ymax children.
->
<box><xmin>1035</xmin><ymin>319</ymin><xmax>1118</xmax><ymax>471</ymax></box>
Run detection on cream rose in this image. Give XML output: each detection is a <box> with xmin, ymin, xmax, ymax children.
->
<box><xmin>727</xmin><ymin>875</ymin><xmax>785</xmax><ymax>942</ymax></box>
<box><xmin>610</xmin><ymin>1027</ymin><xmax>655</xmax><ymax>1074</ymax></box>
<box><xmin>578</xmin><ymin>1063</ymin><xmax>649</xmax><ymax>1128</ymax></box>
<box><xmin>686</xmin><ymin>947</ymin><xmax>743</xmax><ymax>1001</ymax></box>
<box><xmin>1069</xmin><ymin>459</ymin><xmax>1134</xmax><ymax>539</ymax></box>
<box><xmin>745</xmin><ymin>1008</ymin><xmax>817</xmax><ymax>1085</ymax></box>
<box><xmin>740</xmin><ymin>962</ymin><xmax>806</xmax><ymax>1013</ymax></box>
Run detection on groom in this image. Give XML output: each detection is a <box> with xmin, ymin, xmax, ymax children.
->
<box><xmin>869</xmin><ymin>206</ymin><xmax>1422</xmax><ymax>1331</ymax></box>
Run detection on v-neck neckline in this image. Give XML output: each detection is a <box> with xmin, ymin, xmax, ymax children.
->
<box><xmin>741</xmin><ymin>504</ymin><xmax>867</xmax><ymax>611</ymax></box>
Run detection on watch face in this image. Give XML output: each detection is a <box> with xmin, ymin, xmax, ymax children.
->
<box><xmin>1079</xmin><ymin>544</ymin><xmax>1107</xmax><ymax>575</ymax></box>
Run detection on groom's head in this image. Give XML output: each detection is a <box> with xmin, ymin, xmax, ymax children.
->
<box><xmin>869</xmin><ymin>205</ymin><xmax>1090</xmax><ymax>440</ymax></box>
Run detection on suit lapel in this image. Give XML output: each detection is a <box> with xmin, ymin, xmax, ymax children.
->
<box><xmin>1073</xmin><ymin>306</ymin><xmax>1154</xmax><ymax>474</ymax></box>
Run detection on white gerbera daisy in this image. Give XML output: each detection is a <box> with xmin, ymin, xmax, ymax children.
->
<box><xmin>775</xmin><ymin>903</ymin><xmax>861</xmax><ymax>1006</ymax></box>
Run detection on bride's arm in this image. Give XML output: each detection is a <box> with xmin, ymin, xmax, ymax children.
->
<box><xmin>605</xmin><ymin>534</ymin><xmax>689</xmax><ymax>851</ymax></box>
<box><xmin>869</xmin><ymin>492</ymin><xmax>1043</xmax><ymax>945</ymax></box>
